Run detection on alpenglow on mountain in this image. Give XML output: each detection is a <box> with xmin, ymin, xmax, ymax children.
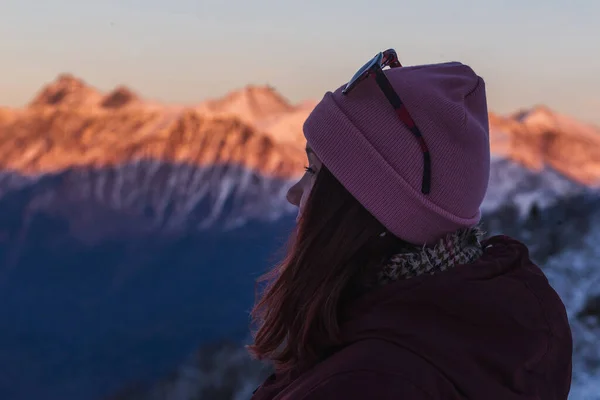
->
<box><xmin>0</xmin><ymin>74</ymin><xmax>599</xmax><ymax>236</ymax></box>
<box><xmin>2</xmin><ymin>73</ymin><xmax>599</xmax><ymax>194</ymax></box>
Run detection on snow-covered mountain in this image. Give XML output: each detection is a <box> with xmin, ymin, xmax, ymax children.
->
<box><xmin>0</xmin><ymin>75</ymin><xmax>598</xmax><ymax>400</ymax></box>
<box><xmin>483</xmin><ymin>157</ymin><xmax>588</xmax><ymax>216</ymax></box>
<box><xmin>0</xmin><ymin>76</ymin><xmax>308</xmax><ymax>242</ymax></box>
<box><xmin>195</xmin><ymin>84</ymin><xmax>295</xmax><ymax>126</ymax></box>
<box><xmin>2</xmin><ymin>75</ymin><xmax>599</xmax><ymax>222</ymax></box>
<box><xmin>488</xmin><ymin>106</ymin><xmax>600</xmax><ymax>186</ymax></box>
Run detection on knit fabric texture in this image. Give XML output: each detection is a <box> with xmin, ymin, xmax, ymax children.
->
<box><xmin>377</xmin><ymin>226</ymin><xmax>485</xmax><ymax>285</ymax></box>
<box><xmin>303</xmin><ymin>61</ymin><xmax>491</xmax><ymax>245</ymax></box>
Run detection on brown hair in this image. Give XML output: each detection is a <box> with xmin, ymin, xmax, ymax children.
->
<box><xmin>246</xmin><ymin>165</ymin><xmax>414</xmax><ymax>372</ymax></box>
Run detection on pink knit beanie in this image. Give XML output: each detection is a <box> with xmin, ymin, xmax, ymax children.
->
<box><xmin>303</xmin><ymin>61</ymin><xmax>490</xmax><ymax>245</ymax></box>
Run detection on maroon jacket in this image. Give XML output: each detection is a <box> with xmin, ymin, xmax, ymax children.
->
<box><xmin>251</xmin><ymin>236</ymin><xmax>573</xmax><ymax>399</ymax></box>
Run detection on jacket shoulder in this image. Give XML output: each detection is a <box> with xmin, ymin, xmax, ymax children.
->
<box><xmin>300</xmin><ymin>369</ymin><xmax>434</xmax><ymax>400</ymax></box>
<box><xmin>297</xmin><ymin>339</ymin><xmax>456</xmax><ymax>399</ymax></box>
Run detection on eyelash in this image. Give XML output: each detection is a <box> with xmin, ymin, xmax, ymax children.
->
<box><xmin>304</xmin><ymin>166</ymin><xmax>316</xmax><ymax>175</ymax></box>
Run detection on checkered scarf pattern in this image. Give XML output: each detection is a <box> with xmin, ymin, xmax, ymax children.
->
<box><xmin>377</xmin><ymin>226</ymin><xmax>485</xmax><ymax>285</ymax></box>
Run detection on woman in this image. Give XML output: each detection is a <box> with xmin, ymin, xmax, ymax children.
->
<box><xmin>248</xmin><ymin>49</ymin><xmax>573</xmax><ymax>399</ymax></box>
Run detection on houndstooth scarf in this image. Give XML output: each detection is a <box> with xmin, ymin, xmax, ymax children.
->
<box><xmin>377</xmin><ymin>226</ymin><xmax>485</xmax><ymax>286</ymax></box>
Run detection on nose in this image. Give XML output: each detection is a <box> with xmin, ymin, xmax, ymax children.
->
<box><xmin>286</xmin><ymin>182</ymin><xmax>302</xmax><ymax>207</ymax></box>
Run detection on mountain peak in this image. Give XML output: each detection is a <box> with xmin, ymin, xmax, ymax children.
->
<box><xmin>234</xmin><ymin>83</ymin><xmax>285</xmax><ymax>99</ymax></box>
<box><xmin>489</xmin><ymin>104</ymin><xmax>600</xmax><ymax>184</ymax></box>
<box><xmin>101</xmin><ymin>85</ymin><xmax>140</xmax><ymax>108</ymax></box>
<box><xmin>511</xmin><ymin>104</ymin><xmax>599</xmax><ymax>140</ymax></box>
<box><xmin>223</xmin><ymin>84</ymin><xmax>293</xmax><ymax>110</ymax></box>
<box><xmin>513</xmin><ymin>104</ymin><xmax>556</xmax><ymax>124</ymax></box>
<box><xmin>30</xmin><ymin>73</ymin><xmax>102</xmax><ymax>108</ymax></box>
<box><xmin>55</xmin><ymin>73</ymin><xmax>87</xmax><ymax>87</ymax></box>
<box><xmin>197</xmin><ymin>84</ymin><xmax>294</xmax><ymax>123</ymax></box>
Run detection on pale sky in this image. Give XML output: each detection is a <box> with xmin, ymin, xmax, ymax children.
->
<box><xmin>1</xmin><ymin>0</ymin><xmax>599</xmax><ymax>124</ymax></box>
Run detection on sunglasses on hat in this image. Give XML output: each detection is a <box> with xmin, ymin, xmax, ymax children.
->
<box><xmin>342</xmin><ymin>49</ymin><xmax>431</xmax><ymax>195</ymax></box>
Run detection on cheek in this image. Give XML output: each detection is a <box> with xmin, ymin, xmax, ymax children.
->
<box><xmin>287</xmin><ymin>175</ymin><xmax>313</xmax><ymax>208</ymax></box>
<box><xmin>286</xmin><ymin>182</ymin><xmax>302</xmax><ymax>206</ymax></box>
<box><xmin>298</xmin><ymin>177</ymin><xmax>315</xmax><ymax>210</ymax></box>
<box><xmin>299</xmin><ymin>190</ymin><xmax>308</xmax><ymax>210</ymax></box>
